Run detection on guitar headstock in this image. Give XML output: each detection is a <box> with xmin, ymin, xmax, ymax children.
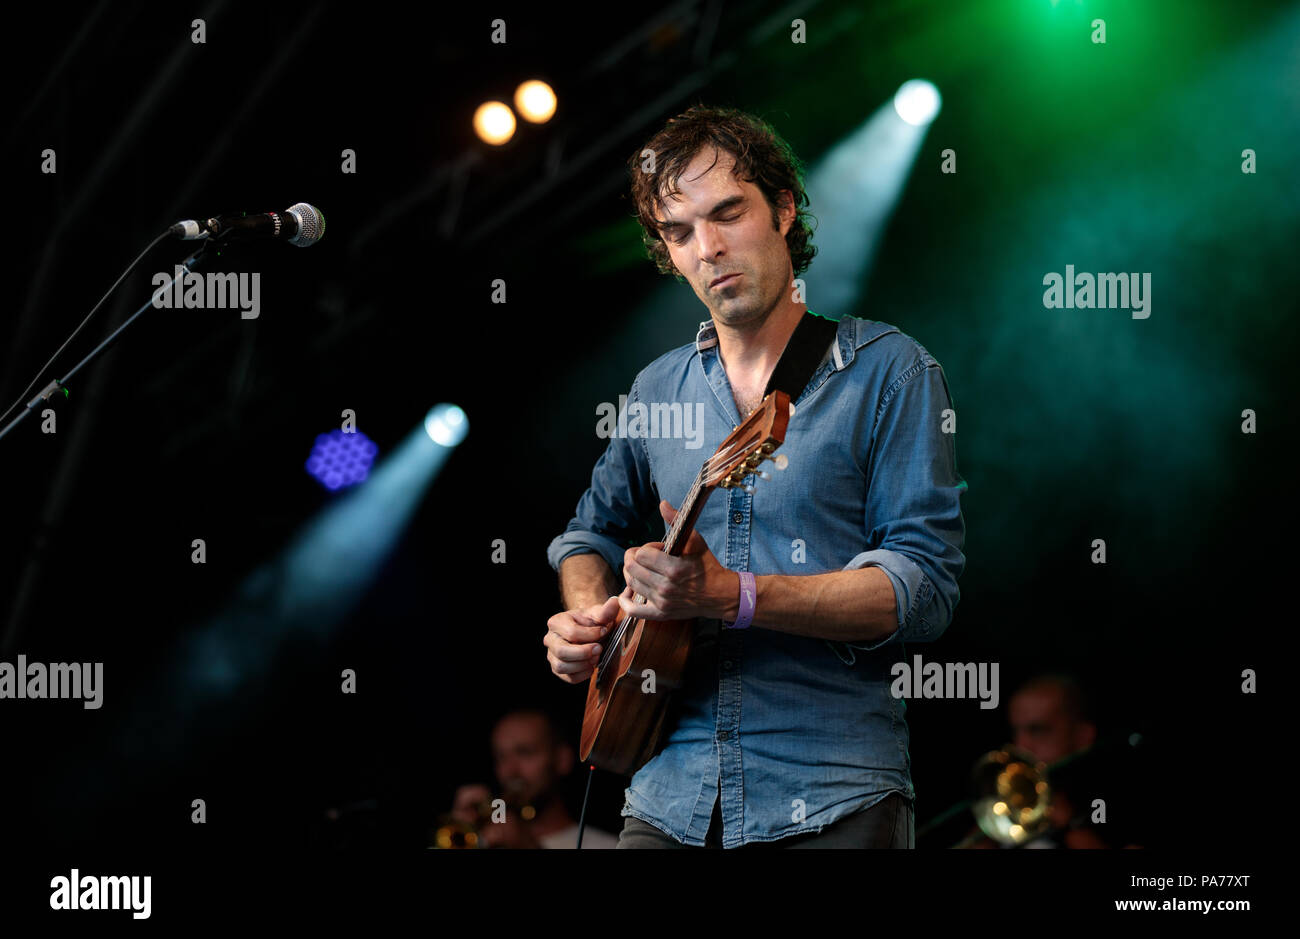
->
<box><xmin>703</xmin><ymin>390</ymin><xmax>790</xmax><ymax>491</ymax></box>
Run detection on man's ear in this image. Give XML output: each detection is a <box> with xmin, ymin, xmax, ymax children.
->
<box><xmin>777</xmin><ymin>189</ymin><xmax>796</xmax><ymax>236</ymax></box>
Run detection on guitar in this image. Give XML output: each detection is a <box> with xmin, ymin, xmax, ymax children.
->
<box><xmin>580</xmin><ymin>391</ymin><xmax>791</xmax><ymax>776</ymax></box>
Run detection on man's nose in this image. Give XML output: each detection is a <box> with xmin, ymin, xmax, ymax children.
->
<box><xmin>696</xmin><ymin>220</ymin><xmax>725</xmax><ymax>261</ymax></box>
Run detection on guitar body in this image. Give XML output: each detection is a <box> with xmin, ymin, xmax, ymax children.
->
<box><xmin>581</xmin><ymin>615</ymin><xmax>694</xmax><ymax>776</ymax></box>
<box><xmin>576</xmin><ymin>390</ymin><xmax>789</xmax><ymax>777</ymax></box>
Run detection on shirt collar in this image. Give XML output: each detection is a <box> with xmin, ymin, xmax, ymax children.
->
<box><xmin>694</xmin><ymin>319</ymin><xmax>718</xmax><ymax>352</ymax></box>
<box><xmin>694</xmin><ymin>310</ymin><xmax>862</xmax><ymax>370</ymax></box>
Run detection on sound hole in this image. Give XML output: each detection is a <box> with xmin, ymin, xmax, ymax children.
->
<box><xmin>595</xmin><ymin>614</ymin><xmax>636</xmax><ymax>689</ymax></box>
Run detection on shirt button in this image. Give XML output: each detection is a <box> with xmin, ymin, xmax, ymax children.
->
<box><xmin>719</xmin><ymin>730</ymin><xmax>731</xmax><ymax>741</ymax></box>
<box><xmin>731</xmin><ymin>511</ymin><xmax>743</xmax><ymax>524</ymax></box>
<box><xmin>723</xmin><ymin>660</ymin><xmax>734</xmax><ymax>669</ymax></box>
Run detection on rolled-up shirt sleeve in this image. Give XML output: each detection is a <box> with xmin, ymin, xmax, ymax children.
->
<box><xmin>840</xmin><ymin>353</ymin><xmax>966</xmax><ymax>651</ymax></box>
<box><xmin>546</xmin><ymin>375</ymin><xmax>660</xmax><ymax>579</ymax></box>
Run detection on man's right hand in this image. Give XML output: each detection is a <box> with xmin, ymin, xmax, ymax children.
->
<box><xmin>545</xmin><ymin>590</ymin><xmax>629</xmax><ymax>684</ymax></box>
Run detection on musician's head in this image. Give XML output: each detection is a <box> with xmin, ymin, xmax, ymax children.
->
<box><xmin>490</xmin><ymin>708</ymin><xmax>574</xmax><ymax>809</ymax></box>
<box><xmin>1008</xmin><ymin>674</ymin><xmax>1097</xmax><ymax>765</ymax></box>
<box><xmin>628</xmin><ymin>105</ymin><xmax>817</xmax><ymax>328</ymax></box>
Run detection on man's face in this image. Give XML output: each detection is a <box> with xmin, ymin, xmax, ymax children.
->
<box><xmin>655</xmin><ymin>147</ymin><xmax>795</xmax><ymax>329</ymax></box>
<box><xmin>490</xmin><ymin>715</ymin><xmax>567</xmax><ymax>809</ymax></box>
<box><xmin>1009</xmin><ymin>686</ymin><xmax>1088</xmax><ymax>765</ymax></box>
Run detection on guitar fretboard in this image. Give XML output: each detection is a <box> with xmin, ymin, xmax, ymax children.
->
<box><xmin>659</xmin><ymin>464</ymin><xmax>706</xmax><ymax>559</ymax></box>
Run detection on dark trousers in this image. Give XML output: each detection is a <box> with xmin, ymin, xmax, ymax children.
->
<box><xmin>617</xmin><ymin>792</ymin><xmax>913</xmax><ymax>849</ymax></box>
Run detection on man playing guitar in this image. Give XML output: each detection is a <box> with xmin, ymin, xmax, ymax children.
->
<box><xmin>544</xmin><ymin>105</ymin><xmax>966</xmax><ymax>848</ymax></box>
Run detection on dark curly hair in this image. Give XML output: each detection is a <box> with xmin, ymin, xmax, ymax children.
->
<box><xmin>627</xmin><ymin>105</ymin><xmax>817</xmax><ymax>282</ymax></box>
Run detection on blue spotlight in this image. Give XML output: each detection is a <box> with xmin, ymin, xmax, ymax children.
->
<box><xmin>424</xmin><ymin>404</ymin><xmax>469</xmax><ymax>446</ymax></box>
<box><xmin>305</xmin><ymin>428</ymin><xmax>379</xmax><ymax>491</ymax></box>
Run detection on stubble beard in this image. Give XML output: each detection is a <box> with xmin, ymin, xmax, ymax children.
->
<box><xmin>710</xmin><ymin>279</ymin><xmax>778</xmax><ymax>331</ymax></box>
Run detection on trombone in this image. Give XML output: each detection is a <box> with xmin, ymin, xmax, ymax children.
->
<box><xmin>967</xmin><ymin>746</ymin><xmax>1052</xmax><ymax>846</ymax></box>
<box><xmin>919</xmin><ymin>733</ymin><xmax>1144</xmax><ymax>847</ymax></box>
<box><xmin>918</xmin><ymin>745</ymin><xmax>1053</xmax><ymax>848</ymax></box>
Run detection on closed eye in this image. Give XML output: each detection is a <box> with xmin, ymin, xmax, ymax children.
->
<box><xmin>667</xmin><ymin>214</ymin><xmax>742</xmax><ymax>245</ymax></box>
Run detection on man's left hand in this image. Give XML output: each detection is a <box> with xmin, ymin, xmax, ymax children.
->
<box><xmin>619</xmin><ymin>500</ymin><xmax>737</xmax><ymax>622</ymax></box>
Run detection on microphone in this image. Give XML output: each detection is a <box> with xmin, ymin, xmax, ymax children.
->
<box><xmin>169</xmin><ymin>202</ymin><xmax>326</xmax><ymax>247</ymax></box>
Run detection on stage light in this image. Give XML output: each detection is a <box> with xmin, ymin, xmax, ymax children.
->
<box><xmin>893</xmin><ymin>79</ymin><xmax>941</xmax><ymax>126</ymax></box>
<box><xmin>305</xmin><ymin>429</ymin><xmax>379</xmax><ymax>491</ymax></box>
<box><xmin>424</xmin><ymin>403</ymin><xmax>469</xmax><ymax>447</ymax></box>
<box><xmin>794</xmin><ymin>91</ymin><xmax>937</xmax><ymax>318</ymax></box>
<box><xmin>473</xmin><ymin>101</ymin><xmax>516</xmax><ymax>145</ymax></box>
<box><xmin>514</xmin><ymin>80</ymin><xmax>557</xmax><ymax>123</ymax></box>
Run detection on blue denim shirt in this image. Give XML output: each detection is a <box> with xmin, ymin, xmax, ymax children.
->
<box><xmin>546</xmin><ymin>312</ymin><xmax>966</xmax><ymax>846</ymax></box>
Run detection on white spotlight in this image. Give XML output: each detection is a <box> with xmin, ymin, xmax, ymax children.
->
<box><xmin>424</xmin><ymin>404</ymin><xmax>469</xmax><ymax>447</ymax></box>
<box><xmin>893</xmin><ymin>79</ymin><xmax>941</xmax><ymax>126</ymax></box>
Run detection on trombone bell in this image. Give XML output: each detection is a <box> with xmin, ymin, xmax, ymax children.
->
<box><xmin>971</xmin><ymin>747</ymin><xmax>1052</xmax><ymax>846</ymax></box>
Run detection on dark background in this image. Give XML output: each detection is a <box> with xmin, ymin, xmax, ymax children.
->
<box><xmin>1</xmin><ymin>0</ymin><xmax>1291</xmax><ymax>862</ymax></box>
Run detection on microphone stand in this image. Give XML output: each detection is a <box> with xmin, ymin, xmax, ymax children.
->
<box><xmin>0</xmin><ymin>235</ymin><xmax>222</xmax><ymax>442</ymax></box>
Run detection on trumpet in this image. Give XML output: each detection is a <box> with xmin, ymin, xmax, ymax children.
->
<box><xmin>431</xmin><ymin>799</ymin><xmax>493</xmax><ymax>849</ymax></box>
<box><xmin>430</xmin><ymin>786</ymin><xmax>537</xmax><ymax>849</ymax></box>
<box><xmin>969</xmin><ymin>746</ymin><xmax>1052</xmax><ymax>846</ymax></box>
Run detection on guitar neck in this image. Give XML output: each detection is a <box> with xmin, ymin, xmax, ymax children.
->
<box><xmin>661</xmin><ymin>465</ymin><xmax>711</xmax><ymax>557</ymax></box>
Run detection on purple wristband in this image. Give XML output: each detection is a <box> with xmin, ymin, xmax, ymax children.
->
<box><xmin>723</xmin><ymin>571</ymin><xmax>756</xmax><ymax>630</ymax></box>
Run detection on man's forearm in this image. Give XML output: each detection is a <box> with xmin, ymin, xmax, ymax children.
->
<box><xmin>719</xmin><ymin>566</ymin><xmax>899</xmax><ymax>644</ymax></box>
<box><xmin>558</xmin><ymin>552</ymin><xmax>619</xmax><ymax>611</ymax></box>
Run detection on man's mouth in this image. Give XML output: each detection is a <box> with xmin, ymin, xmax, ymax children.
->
<box><xmin>710</xmin><ymin>273</ymin><xmax>741</xmax><ymax>289</ymax></box>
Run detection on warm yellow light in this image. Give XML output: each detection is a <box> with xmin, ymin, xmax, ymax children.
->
<box><xmin>473</xmin><ymin>101</ymin><xmax>516</xmax><ymax>145</ymax></box>
<box><xmin>514</xmin><ymin>80</ymin><xmax>557</xmax><ymax>123</ymax></box>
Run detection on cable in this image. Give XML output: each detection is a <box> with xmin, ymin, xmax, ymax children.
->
<box><xmin>0</xmin><ymin>229</ymin><xmax>172</xmax><ymax>427</ymax></box>
<box><xmin>576</xmin><ymin>763</ymin><xmax>596</xmax><ymax>848</ymax></box>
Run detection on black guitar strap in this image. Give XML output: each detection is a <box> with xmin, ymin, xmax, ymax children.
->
<box><xmin>762</xmin><ymin>311</ymin><xmax>841</xmax><ymax>402</ymax></box>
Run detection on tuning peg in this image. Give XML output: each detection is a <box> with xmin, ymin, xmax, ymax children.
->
<box><xmin>755</xmin><ymin>470</ymin><xmax>772</xmax><ymax>481</ymax></box>
<box><xmin>741</xmin><ymin>484</ymin><xmax>756</xmax><ymax>494</ymax></box>
<box><xmin>770</xmin><ymin>454</ymin><xmax>789</xmax><ymax>471</ymax></box>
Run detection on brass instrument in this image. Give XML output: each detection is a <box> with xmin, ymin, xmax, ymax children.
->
<box><xmin>430</xmin><ymin>787</ymin><xmax>536</xmax><ymax>849</ymax></box>
<box><xmin>970</xmin><ymin>746</ymin><xmax>1052</xmax><ymax>845</ymax></box>
<box><xmin>431</xmin><ymin>799</ymin><xmax>493</xmax><ymax>849</ymax></box>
